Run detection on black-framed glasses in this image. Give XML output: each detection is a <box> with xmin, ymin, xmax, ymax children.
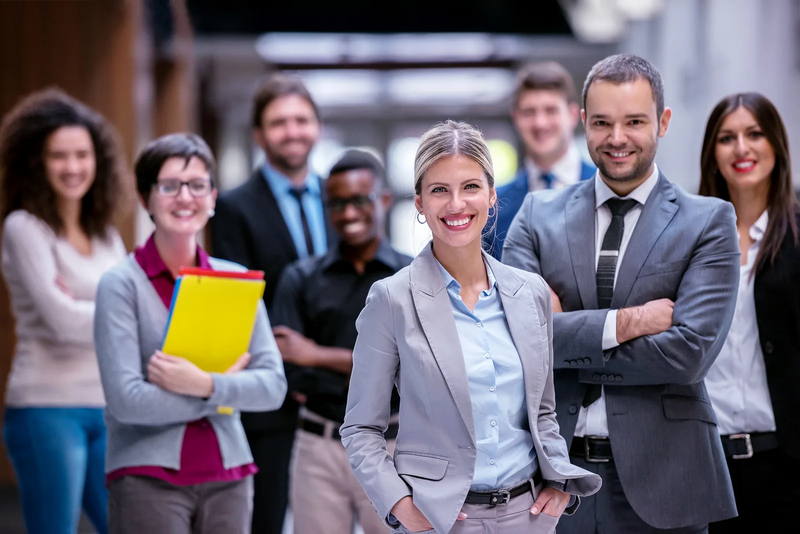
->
<box><xmin>327</xmin><ymin>193</ymin><xmax>378</xmax><ymax>213</ymax></box>
<box><xmin>154</xmin><ymin>178</ymin><xmax>214</xmax><ymax>198</ymax></box>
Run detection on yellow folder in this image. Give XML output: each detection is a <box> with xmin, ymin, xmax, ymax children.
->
<box><xmin>162</xmin><ymin>270</ymin><xmax>266</xmax><ymax>374</ymax></box>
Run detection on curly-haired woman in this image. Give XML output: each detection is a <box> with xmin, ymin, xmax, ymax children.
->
<box><xmin>0</xmin><ymin>88</ymin><xmax>128</xmax><ymax>534</ymax></box>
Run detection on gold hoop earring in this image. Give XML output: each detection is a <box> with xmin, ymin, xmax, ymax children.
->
<box><xmin>416</xmin><ymin>212</ymin><xmax>426</xmax><ymax>224</ymax></box>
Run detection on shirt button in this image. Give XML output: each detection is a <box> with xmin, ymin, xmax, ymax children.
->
<box><xmin>489</xmin><ymin>459</ymin><xmax>495</xmax><ymax>465</ymax></box>
<box><xmin>490</xmin><ymin>420</ymin><xmax>497</xmax><ymax>427</ymax></box>
<box><xmin>485</xmin><ymin>353</ymin><xmax>491</xmax><ymax>359</ymax></box>
<box><xmin>489</xmin><ymin>386</ymin><xmax>495</xmax><ymax>392</ymax></box>
<box><xmin>476</xmin><ymin>322</ymin><xmax>483</xmax><ymax>328</ymax></box>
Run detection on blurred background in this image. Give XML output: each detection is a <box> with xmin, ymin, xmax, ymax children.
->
<box><xmin>0</xmin><ymin>0</ymin><xmax>798</xmax><ymax>530</ymax></box>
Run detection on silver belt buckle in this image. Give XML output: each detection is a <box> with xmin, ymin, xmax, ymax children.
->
<box><xmin>730</xmin><ymin>433</ymin><xmax>753</xmax><ymax>459</ymax></box>
<box><xmin>490</xmin><ymin>489</ymin><xmax>511</xmax><ymax>506</ymax></box>
<box><xmin>584</xmin><ymin>435</ymin><xmax>610</xmax><ymax>463</ymax></box>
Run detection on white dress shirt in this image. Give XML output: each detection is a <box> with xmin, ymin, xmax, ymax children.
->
<box><xmin>574</xmin><ymin>165</ymin><xmax>660</xmax><ymax>438</ymax></box>
<box><xmin>705</xmin><ymin>210</ymin><xmax>776</xmax><ymax>435</ymax></box>
<box><xmin>525</xmin><ymin>144</ymin><xmax>583</xmax><ymax>192</ymax></box>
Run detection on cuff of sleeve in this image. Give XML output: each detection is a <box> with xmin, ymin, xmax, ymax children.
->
<box><xmin>602</xmin><ymin>310</ymin><xmax>619</xmax><ymax>350</ymax></box>
<box><xmin>206</xmin><ymin>373</ymin><xmax>231</xmax><ymax>406</ymax></box>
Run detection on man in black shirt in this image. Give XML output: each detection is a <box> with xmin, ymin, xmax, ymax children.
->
<box><xmin>271</xmin><ymin>149</ymin><xmax>410</xmax><ymax>534</ymax></box>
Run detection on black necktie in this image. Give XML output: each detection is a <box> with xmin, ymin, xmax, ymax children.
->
<box><xmin>289</xmin><ymin>187</ymin><xmax>315</xmax><ymax>257</ymax></box>
<box><xmin>583</xmin><ymin>197</ymin><xmax>639</xmax><ymax>408</ymax></box>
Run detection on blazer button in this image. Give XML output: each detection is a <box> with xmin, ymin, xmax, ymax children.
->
<box><xmin>568</xmin><ymin>405</ymin><xmax>578</xmax><ymax>415</ymax></box>
<box><xmin>764</xmin><ymin>341</ymin><xmax>774</xmax><ymax>354</ymax></box>
<box><xmin>615</xmin><ymin>375</ymin><xmax>622</xmax><ymax>382</ymax></box>
<box><xmin>582</xmin><ymin>358</ymin><xmax>591</xmax><ymax>365</ymax></box>
<box><xmin>593</xmin><ymin>373</ymin><xmax>601</xmax><ymax>380</ymax></box>
<box><xmin>600</xmin><ymin>374</ymin><xmax>608</xmax><ymax>382</ymax></box>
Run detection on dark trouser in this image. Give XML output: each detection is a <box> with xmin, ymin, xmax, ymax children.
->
<box><xmin>559</xmin><ymin>457</ymin><xmax>707</xmax><ymax>534</ymax></box>
<box><xmin>108</xmin><ymin>475</ymin><xmax>253</xmax><ymax>534</ymax></box>
<box><xmin>710</xmin><ymin>447</ymin><xmax>800</xmax><ymax>532</ymax></box>
<box><xmin>248</xmin><ymin>427</ymin><xmax>295</xmax><ymax>534</ymax></box>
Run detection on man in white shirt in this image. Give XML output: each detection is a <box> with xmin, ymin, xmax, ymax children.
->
<box><xmin>503</xmin><ymin>54</ymin><xmax>739</xmax><ymax>533</ymax></box>
<box><xmin>487</xmin><ymin>61</ymin><xmax>595</xmax><ymax>258</ymax></box>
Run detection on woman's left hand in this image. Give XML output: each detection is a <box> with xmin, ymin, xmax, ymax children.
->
<box><xmin>147</xmin><ymin>351</ymin><xmax>214</xmax><ymax>398</ymax></box>
<box><xmin>531</xmin><ymin>487</ymin><xmax>570</xmax><ymax>518</ymax></box>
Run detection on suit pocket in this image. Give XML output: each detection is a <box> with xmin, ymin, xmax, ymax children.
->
<box><xmin>661</xmin><ymin>395</ymin><xmax>717</xmax><ymax>424</ymax></box>
<box><xmin>395</xmin><ymin>451</ymin><xmax>450</xmax><ymax>481</ymax></box>
<box><xmin>638</xmin><ymin>258</ymin><xmax>690</xmax><ymax>278</ymax></box>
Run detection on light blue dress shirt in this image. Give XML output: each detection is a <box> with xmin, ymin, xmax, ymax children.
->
<box><xmin>435</xmin><ymin>259</ymin><xmax>537</xmax><ymax>491</ymax></box>
<box><xmin>262</xmin><ymin>163</ymin><xmax>327</xmax><ymax>258</ymax></box>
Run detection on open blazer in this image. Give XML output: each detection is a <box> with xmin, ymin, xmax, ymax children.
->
<box><xmin>341</xmin><ymin>244</ymin><xmax>601</xmax><ymax>534</ymax></box>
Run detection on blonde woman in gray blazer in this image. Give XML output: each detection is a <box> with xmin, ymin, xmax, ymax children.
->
<box><xmin>341</xmin><ymin>121</ymin><xmax>601</xmax><ymax>534</ymax></box>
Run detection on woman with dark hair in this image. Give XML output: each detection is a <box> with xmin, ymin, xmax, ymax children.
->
<box><xmin>94</xmin><ymin>133</ymin><xmax>287</xmax><ymax>533</ymax></box>
<box><xmin>0</xmin><ymin>88</ymin><xmax>128</xmax><ymax>533</ymax></box>
<box><xmin>699</xmin><ymin>92</ymin><xmax>800</xmax><ymax>532</ymax></box>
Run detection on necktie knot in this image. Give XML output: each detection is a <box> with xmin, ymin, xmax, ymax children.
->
<box><xmin>541</xmin><ymin>172</ymin><xmax>556</xmax><ymax>189</ymax></box>
<box><xmin>605</xmin><ymin>197</ymin><xmax>638</xmax><ymax>217</ymax></box>
<box><xmin>289</xmin><ymin>186</ymin><xmax>308</xmax><ymax>200</ymax></box>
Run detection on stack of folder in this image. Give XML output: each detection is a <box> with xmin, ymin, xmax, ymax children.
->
<box><xmin>162</xmin><ymin>267</ymin><xmax>266</xmax><ymax>374</ymax></box>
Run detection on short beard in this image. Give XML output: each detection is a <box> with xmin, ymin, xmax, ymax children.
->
<box><xmin>265</xmin><ymin>147</ymin><xmax>311</xmax><ymax>175</ymax></box>
<box><xmin>593</xmin><ymin>139</ymin><xmax>658</xmax><ymax>184</ymax></box>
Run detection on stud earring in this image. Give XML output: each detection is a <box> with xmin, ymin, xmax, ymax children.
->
<box><xmin>207</xmin><ymin>208</ymin><xmax>216</xmax><ymax>218</ymax></box>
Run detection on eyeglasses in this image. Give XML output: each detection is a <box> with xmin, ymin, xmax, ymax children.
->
<box><xmin>327</xmin><ymin>193</ymin><xmax>377</xmax><ymax>213</ymax></box>
<box><xmin>154</xmin><ymin>179</ymin><xmax>214</xmax><ymax>198</ymax></box>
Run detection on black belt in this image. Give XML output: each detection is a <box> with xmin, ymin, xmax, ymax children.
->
<box><xmin>720</xmin><ymin>432</ymin><xmax>779</xmax><ymax>460</ymax></box>
<box><xmin>570</xmin><ymin>436</ymin><xmax>612</xmax><ymax>463</ymax></box>
<box><xmin>299</xmin><ymin>418</ymin><xmax>399</xmax><ymax>441</ymax></box>
<box><xmin>464</xmin><ymin>470</ymin><xmax>542</xmax><ymax>506</ymax></box>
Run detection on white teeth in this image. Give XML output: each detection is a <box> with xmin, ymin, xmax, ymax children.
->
<box><xmin>343</xmin><ymin>222</ymin><xmax>365</xmax><ymax>233</ymax></box>
<box><xmin>735</xmin><ymin>161</ymin><xmax>755</xmax><ymax>169</ymax></box>
<box><xmin>174</xmin><ymin>210</ymin><xmax>194</xmax><ymax>217</ymax></box>
<box><xmin>444</xmin><ymin>217</ymin><xmax>471</xmax><ymax>227</ymax></box>
<box><xmin>610</xmin><ymin>152</ymin><xmax>631</xmax><ymax>158</ymax></box>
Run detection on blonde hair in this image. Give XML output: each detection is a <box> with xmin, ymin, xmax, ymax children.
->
<box><xmin>413</xmin><ymin>120</ymin><xmax>494</xmax><ymax>195</ymax></box>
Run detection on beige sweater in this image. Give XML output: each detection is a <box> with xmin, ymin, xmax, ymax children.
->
<box><xmin>2</xmin><ymin>210</ymin><xmax>126</xmax><ymax>407</ymax></box>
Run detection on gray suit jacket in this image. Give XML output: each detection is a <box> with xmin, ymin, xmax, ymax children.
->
<box><xmin>341</xmin><ymin>244</ymin><xmax>601</xmax><ymax>534</ymax></box>
<box><xmin>503</xmin><ymin>173</ymin><xmax>739</xmax><ymax>528</ymax></box>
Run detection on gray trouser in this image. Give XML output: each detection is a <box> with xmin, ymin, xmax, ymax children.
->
<box><xmin>393</xmin><ymin>477</ymin><xmax>559</xmax><ymax>534</ymax></box>
<box><xmin>108</xmin><ymin>475</ymin><xmax>253</xmax><ymax>534</ymax></box>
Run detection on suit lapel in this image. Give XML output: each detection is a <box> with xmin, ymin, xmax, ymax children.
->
<box><xmin>565</xmin><ymin>180</ymin><xmax>598</xmax><ymax>309</ymax></box>
<box><xmin>249</xmin><ymin>170</ymin><xmax>299</xmax><ymax>259</ymax></box>
<box><xmin>611</xmin><ymin>174</ymin><xmax>679</xmax><ymax>308</ymax></box>
<box><xmin>410</xmin><ymin>245</ymin><xmax>476</xmax><ymax>443</ymax></box>
<box><xmin>488</xmin><ymin>256</ymin><xmax>544</xmax><ymax>414</ymax></box>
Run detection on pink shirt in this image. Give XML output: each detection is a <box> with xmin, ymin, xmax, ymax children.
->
<box><xmin>106</xmin><ymin>234</ymin><xmax>257</xmax><ymax>486</ymax></box>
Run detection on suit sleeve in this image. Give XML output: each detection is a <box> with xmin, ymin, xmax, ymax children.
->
<box><xmin>578</xmin><ymin>201</ymin><xmax>740</xmax><ymax>386</ymax></box>
<box><xmin>503</xmin><ymin>194</ymin><xmax>609</xmax><ymax>370</ymax></box>
<box><xmin>270</xmin><ymin>262</ymin><xmax>306</xmax><ymax>393</ymax></box>
<box><xmin>210</xmin><ymin>195</ymin><xmax>254</xmax><ymax>268</ymax></box>
<box><xmin>340</xmin><ymin>279</ymin><xmax>411</xmax><ymax>524</ymax></box>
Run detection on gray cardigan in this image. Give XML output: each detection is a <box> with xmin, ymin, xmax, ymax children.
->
<box><xmin>94</xmin><ymin>255</ymin><xmax>287</xmax><ymax>473</ymax></box>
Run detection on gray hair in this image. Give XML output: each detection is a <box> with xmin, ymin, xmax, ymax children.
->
<box><xmin>413</xmin><ymin>120</ymin><xmax>494</xmax><ymax>195</ymax></box>
<box><xmin>582</xmin><ymin>54</ymin><xmax>665</xmax><ymax>118</ymax></box>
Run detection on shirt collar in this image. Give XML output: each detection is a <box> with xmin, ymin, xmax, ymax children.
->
<box><xmin>749</xmin><ymin>210</ymin><xmax>769</xmax><ymax>242</ymax></box>
<box><xmin>320</xmin><ymin>239</ymin><xmax>404</xmax><ymax>272</ymax></box>
<box><xmin>262</xmin><ymin>161</ymin><xmax>320</xmax><ymax>195</ymax></box>
<box><xmin>594</xmin><ymin>163</ymin><xmax>660</xmax><ymax>210</ymax></box>
<box><xmin>135</xmin><ymin>233</ymin><xmax>211</xmax><ymax>279</ymax></box>
<box><xmin>524</xmin><ymin>144</ymin><xmax>582</xmax><ymax>186</ymax></box>
<box><xmin>434</xmin><ymin>257</ymin><xmax>497</xmax><ymax>297</ymax></box>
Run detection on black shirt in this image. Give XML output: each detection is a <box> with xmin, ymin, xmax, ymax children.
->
<box><xmin>271</xmin><ymin>239</ymin><xmax>412</xmax><ymax>422</ymax></box>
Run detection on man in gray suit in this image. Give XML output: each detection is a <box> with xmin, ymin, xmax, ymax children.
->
<box><xmin>503</xmin><ymin>54</ymin><xmax>739</xmax><ymax>533</ymax></box>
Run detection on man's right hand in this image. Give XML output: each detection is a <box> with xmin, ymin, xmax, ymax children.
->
<box><xmin>617</xmin><ymin>298</ymin><xmax>674</xmax><ymax>344</ymax></box>
<box><xmin>391</xmin><ymin>496</ymin><xmax>433</xmax><ymax>532</ymax></box>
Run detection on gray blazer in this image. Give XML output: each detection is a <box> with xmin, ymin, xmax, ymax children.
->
<box><xmin>503</xmin><ymin>173</ymin><xmax>739</xmax><ymax>528</ymax></box>
<box><xmin>94</xmin><ymin>255</ymin><xmax>287</xmax><ymax>474</ymax></box>
<box><xmin>341</xmin><ymin>244</ymin><xmax>601</xmax><ymax>534</ymax></box>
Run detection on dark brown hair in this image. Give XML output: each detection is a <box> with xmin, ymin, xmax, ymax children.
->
<box><xmin>582</xmin><ymin>54</ymin><xmax>665</xmax><ymax>119</ymax></box>
<box><xmin>0</xmin><ymin>88</ymin><xmax>127</xmax><ymax>239</ymax></box>
<box><xmin>251</xmin><ymin>72</ymin><xmax>319</xmax><ymax>129</ymax></box>
<box><xmin>514</xmin><ymin>61</ymin><xmax>577</xmax><ymax>107</ymax></box>
<box><xmin>135</xmin><ymin>133</ymin><xmax>216</xmax><ymax>205</ymax></box>
<box><xmin>698</xmin><ymin>92</ymin><xmax>798</xmax><ymax>273</ymax></box>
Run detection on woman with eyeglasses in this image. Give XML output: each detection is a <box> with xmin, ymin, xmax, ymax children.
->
<box><xmin>94</xmin><ymin>133</ymin><xmax>287</xmax><ymax>534</ymax></box>
<box><xmin>0</xmin><ymin>89</ymin><xmax>127</xmax><ymax>534</ymax></box>
<box><xmin>699</xmin><ymin>93</ymin><xmax>800</xmax><ymax>532</ymax></box>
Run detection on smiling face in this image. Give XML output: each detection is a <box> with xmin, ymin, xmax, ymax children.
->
<box><xmin>582</xmin><ymin>78</ymin><xmax>671</xmax><ymax>191</ymax></box>
<box><xmin>254</xmin><ymin>94</ymin><xmax>320</xmax><ymax>174</ymax></box>
<box><xmin>513</xmin><ymin>89</ymin><xmax>579</xmax><ymax>165</ymax></box>
<box><xmin>714</xmin><ymin>106</ymin><xmax>775</xmax><ymax>197</ymax></box>
<box><xmin>326</xmin><ymin>168</ymin><xmax>390</xmax><ymax>247</ymax></box>
<box><xmin>415</xmin><ymin>154</ymin><xmax>497</xmax><ymax>251</ymax></box>
<box><xmin>147</xmin><ymin>156</ymin><xmax>217</xmax><ymax>238</ymax></box>
<box><xmin>44</xmin><ymin>126</ymin><xmax>96</xmax><ymax>203</ymax></box>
